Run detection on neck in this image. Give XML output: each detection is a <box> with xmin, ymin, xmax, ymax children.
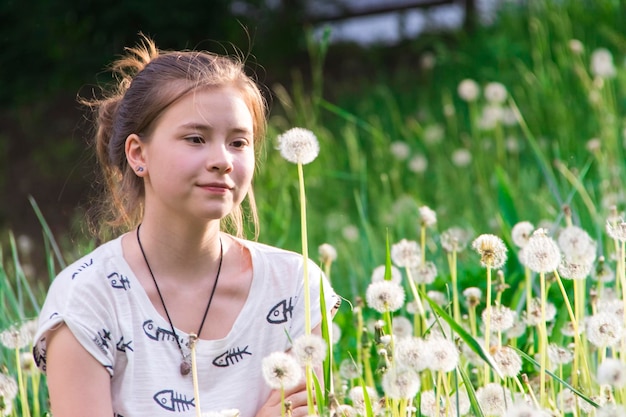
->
<box><xmin>135</xmin><ymin>219</ymin><xmax>224</xmax><ymax>282</ymax></box>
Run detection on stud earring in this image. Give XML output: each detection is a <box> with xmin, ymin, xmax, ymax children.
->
<box><xmin>136</xmin><ymin>166</ymin><xmax>144</xmax><ymax>172</ymax></box>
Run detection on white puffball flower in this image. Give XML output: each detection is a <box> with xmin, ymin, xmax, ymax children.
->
<box><xmin>482</xmin><ymin>305</ymin><xmax>516</xmax><ymax>333</ymax></box>
<box><xmin>476</xmin><ymin>383</ymin><xmax>513</xmax><ymax>416</ymax></box>
<box><xmin>0</xmin><ymin>323</ymin><xmax>32</xmax><ymax>350</ymax></box>
<box><xmin>394</xmin><ymin>336</ymin><xmax>429</xmax><ymax>372</ymax></box>
<box><xmin>0</xmin><ymin>372</ymin><xmax>18</xmax><ymax>401</ymax></box>
<box><xmin>261</xmin><ymin>351</ymin><xmax>303</xmax><ymax>390</ymax></box>
<box><xmin>370</xmin><ymin>264</ymin><xmax>402</xmax><ymax>284</ymax></box>
<box><xmin>419</xmin><ymin>205</ymin><xmax>437</xmax><ymax>227</ymax></box>
<box><xmin>472</xmin><ymin>234</ymin><xmax>508</xmax><ymax>269</ymax></box>
<box><xmin>458</xmin><ymin>79</ymin><xmax>480</xmax><ymax>102</ymax></box>
<box><xmin>381</xmin><ymin>366</ymin><xmax>421</xmax><ymax>400</ymax></box>
<box><xmin>586</xmin><ymin>312</ymin><xmax>623</xmax><ymax>348</ymax></box>
<box><xmin>597</xmin><ymin>358</ymin><xmax>626</xmax><ymax>388</ymax></box>
<box><xmin>558</xmin><ymin>225</ymin><xmax>596</xmax><ymax>265</ymax></box>
<box><xmin>440</xmin><ymin>227</ymin><xmax>471</xmax><ymax>253</ymax></box>
<box><xmin>365</xmin><ymin>280</ymin><xmax>406</xmax><ymax>313</ymax></box>
<box><xmin>339</xmin><ymin>358</ymin><xmax>362</xmax><ymax>380</ymax></box>
<box><xmin>276</xmin><ymin>127</ymin><xmax>319</xmax><ymax>164</ymax></box>
<box><xmin>409</xmin><ymin>261</ymin><xmax>438</xmax><ymax>285</ymax></box>
<box><xmin>391</xmin><ymin>239</ymin><xmax>421</xmax><ymax>268</ymax></box>
<box><xmin>547</xmin><ymin>343</ymin><xmax>574</xmax><ymax>366</ymax></box>
<box><xmin>521</xmin><ymin>229</ymin><xmax>561</xmax><ymax>273</ymax></box>
<box><xmin>292</xmin><ymin>334</ymin><xmax>327</xmax><ymax>366</ymax></box>
<box><xmin>511</xmin><ymin>221</ymin><xmax>534</xmax><ymax>248</ymax></box>
<box><xmin>425</xmin><ymin>335</ymin><xmax>460</xmax><ymax>373</ymax></box>
<box><xmin>484</xmin><ymin>82</ymin><xmax>508</xmax><ymax>104</ymax></box>
<box><xmin>392</xmin><ymin>316</ymin><xmax>413</xmax><ymax>339</ymax></box>
<box><xmin>606</xmin><ymin>219</ymin><xmax>626</xmax><ymax>242</ymax></box>
<box><xmin>390</xmin><ymin>141</ymin><xmax>411</xmax><ymax>160</ymax></box>
<box><xmin>349</xmin><ymin>386</ymin><xmax>380</xmax><ymax>416</ymax></box>
<box><xmin>505</xmin><ymin>401</ymin><xmax>551</xmax><ymax>417</ymax></box>
<box><xmin>590</xmin><ymin>48</ymin><xmax>616</xmax><ymax>79</ymax></box>
<box><xmin>408</xmin><ymin>154</ymin><xmax>428</xmax><ymax>173</ymax></box>
<box><xmin>568</xmin><ymin>39</ymin><xmax>584</xmax><ymax>54</ymax></box>
<box><xmin>318</xmin><ymin>243</ymin><xmax>337</xmax><ymax>264</ymax></box>
<box><xmin>451</xmin><ymin>148</ymin><xmax>472</xmax><ymax>167</ymax></box>
<box><xmin>492</xmin><ymin>346</ymin><xmax>522</xmax><ymax>377</ymax></box>
<box><xmin>597</xmin><ymin>404</ymin><xmax>626</xmax><ymax>417</ymax></box>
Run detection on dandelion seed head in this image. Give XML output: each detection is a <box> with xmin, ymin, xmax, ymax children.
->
<box><xmin>597</xmin><ymin>404</ymin><xmax>626</xmax><ymax>417</ymax></box>
<box><xmin>506</xmin><ymin>320</ymin><xmax>527</xmax><ymax>339</ymax></box>
<box><xmin>335</xmin><ymin>404</ymin><xmax>357</xmax><ymax>417</ymax></box>
<box><xmin>505</xmin><ymin>401</ymin><xmax>551</xmax><ymax>417</ymax></box>
<box><xmin>292</xmin><ymin>334</ymin><xmax>327</xmax><ymax>365</ymax></box>
<box><xmin>511</xmin><ymin>221</ymin><xmax>535</xmax><ymax>248</ymax></box>
<box><xmin>409</xmin><ymin>261</ymin><xmax>438</xmax><ymax>285</ymax></box>
<box><xmin>472</xmin><ymin>234</ymin><xmax>508</xmax><ymax>269</ymax></box>
<box><xmin>390</xmin><ymin>141</ymin><xmax>411</xmax><ymax>160</ymax></box>
<box><xmin>568</xmin><ymin>39</ymin><xmax>584</xmax><ymax>54</ymax></box>
<box><xmin>342</xmin><ymin>225</ymin><xmax>359</xmax><ymax>242</ymax></box>
<box><xmin>476</xmin><ymin>383</ymin><xmax>513</xmax><ymax>416</ymax></box>
<box><xmin>492</xmin><ymin>346</ymin><xmax>522</xmax><ymax>377</ymax></box>
<box><xmin>349</xmin><ymin>386</ymin><xmax>380</xmax><ymax>415</ymax></box>
<box><xmin>339</xmin><ymin>358</ymin><xmax>362</xmax><ymax>380</ymax></box>
<box><xmin>586</xmin><ymin>312</ymin><xmax>624</xmax><ymax>348</ymax></box>
<box><xmin>381</xmin><ymin>366</ymin><xmax>420</xmax><ymax>400</ymax></box>
<box><xmin>560</xmin><ymin>321</ymin><xmax>583</xmax><ymax>338</ymax></box>
<box><xmin>318</xmin><ymin>243</ymin><xmax>337</xmax><ymax>264</ymax></box>
<box><xmin>451</xmin><ymin>148</ymin><xmax>472</xmax><ymax>167</ymax></box>
<box><xmin>261</xmin><ymin>351</ymin><xmax>303</xmax><ymax>390</ymax></box>
<box><xmin>558</xmin><ymin>225</ymin><xmax>596</xmax><ymax>264</ymax></box>
<box><xmin>276</xmin><ymin>127</ymin><xmax>320</xmax><ymax>164</ymax></box>
<box><xmin>606</xmin><ymin>220</ymin><xmax>626</xmax><ymax>242</ymax></box>
<box><xmin>365</xmin><ymin>280</ymin><xmax>405</xmax><ymax>313</ymax></box>
<box><xmin>392</xmin><ymin>316</ymin><xmax>413</xmax><ymax>339</ymax></box>
<box><xmin>440</xmin><ymin>227</ymin><xmax>471</xmax><ymax>253</ymax></box>
<box><xmin>408</xmin><ymin>154</ymin><xmax>428</xmax><ymax>173</ymax></box>
<box><xmin>419</xmin><ymin>206</ymin><xmax>437</xmax><ymax>227</ymax></box>
<box><xmin>419</xmin><ymin>390</ymin><xmax>458</xmax><ymax>417</ymax></box>
<box><xmin>597</xmin><ymin>358</ymin><xmax>626</xmax><ymax>389</ymax></box>
<box><xmin>482</xmin><ymin>305</ymin><xmax>516</xmax><ymax>332</ymax></box>
<box><xmin>484</xmin><ymin>82</ymin><xmax>508</xmax><ymax>104</ymax></box>
<box><xmin>371</xmin><ymin>264</ymin><xmax>402</xmax><ymax>284</ymax></box>
<box><xmin>593</xmin><ymin>261</ymin><xmax>615</xmax><ymax>283</ymax></box>
<box><xmin>558</xmin><ymin>260</ymin><xmax>592</xmax><ymax>280</ymax></box>
<box><xmin>597</xmin><ymin>298</ymin><xmax>624</xmax><ymax>318</ymax></box>
<box><xmin>591</xmin><ymin>48</ymin><xmax>617</xmax><ymax>79</ymax></box>
<box><xmin>394</xmin><ymin>336</ymin><xmax>429</xmax><ymax>372</ymax></box>
<box><xmin>425</xmin><ymin>336</ymin><xmax>459</xmax><ymax>372</ymax></box>
<box><xmin>458</xmin><ymin>79</ymin><xmax>480</xmax><ymax>102</ymax></box>
<box><xmin>463</xmin><ymin>287</ymin><xmax>482</xmax><ymax>307</ymax></box>
<box><xmin>0</xmin><ymin>373</ymin><xmax>17</xmax><ymax>401</ymax></box>
<box><xmin>423</xmin><ymin>124</ymin><xmax>444</xmax><ymax>145</ymax></box>
<box><xmin>479</xmin><ymin>105</ymin><xmax>503</xmax><ymax>130</ymax></box>
<box><xmin>524</xmin><ymin>298</ymin><xmax>557</xmax><ymax>326</ymax></box>
<box><xmin>547</xmin><ymin>343</ymin><xmax>574</xmax><ymax>366</ymax></box>
<box><xmin>391</xmin><ymin>239</ymin><xmax>421</xmax><ymax>268</ymax></box>
<box><xmin>522</xmin><ymin>229</ymin><xmax>561</xmax><ymax>273</ymax></box>
<box><xmin>0</xmin><ymin>323</ymin><xmax>31</xmax><ymax>350</ymax></box>
<box><xmin>556</xmin><ymin>389</ymin><xmax>577</xmax><ymax>413</ymax></box>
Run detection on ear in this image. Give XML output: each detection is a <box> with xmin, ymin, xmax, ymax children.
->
<box><xmin>125</xmin><ymin>134</ymin><xmax>146</xmax><ymax>175</ymax></box>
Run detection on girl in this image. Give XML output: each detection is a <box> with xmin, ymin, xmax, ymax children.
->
<box><xmin>33</xmin><ymin>37</ymin><xmax>337</xmax><ymax>417</ymax></box>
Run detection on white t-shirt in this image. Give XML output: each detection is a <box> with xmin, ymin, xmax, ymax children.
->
<box><xmin>33</xmin><ymin>235</ymin><xmax>338</xmax><ymax>417</ymax></box>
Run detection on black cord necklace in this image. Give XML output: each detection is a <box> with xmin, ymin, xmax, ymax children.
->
<box><xmin>136</xmin><ymin>224</ymin><xmax>223</xmax><ymax>376</ymax></box>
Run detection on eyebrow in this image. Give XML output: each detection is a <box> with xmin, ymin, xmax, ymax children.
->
<box><xmin>178</xmin><ymin>122</ymin><xmax>252</xmax><ymax>135</ymax></box>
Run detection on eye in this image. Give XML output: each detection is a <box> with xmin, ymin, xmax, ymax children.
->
<box><xmin>231</xmin><ymin>138</ymin><xmax>250</xmax><ymax>149</ymax></box>
<box><xmin>186</xmin><ymin>135</ymin><xmax>205</xmax><ymax>144</ymax></box>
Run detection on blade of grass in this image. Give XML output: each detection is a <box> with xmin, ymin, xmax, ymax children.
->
<box><xmin>28</xmin><ymin>195</ymin><xmax>66</xmax><ymax>269</ymax></box>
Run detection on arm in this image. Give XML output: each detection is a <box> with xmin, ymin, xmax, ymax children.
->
<box><xmin>46</xmin><ymin>324</ymin><xmax>113</xmax><ymax>417</ymax></box>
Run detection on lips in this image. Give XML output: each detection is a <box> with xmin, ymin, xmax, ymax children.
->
<box><xmin>198</xmin><ymin>182</ymin><xmax>234</xmax><ymax>190</ymax></box>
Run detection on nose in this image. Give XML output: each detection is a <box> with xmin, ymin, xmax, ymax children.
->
<box><xmin>207</xmin><ymin>144</ymin><xmax>233</xmax><ymax>173</ymax></box>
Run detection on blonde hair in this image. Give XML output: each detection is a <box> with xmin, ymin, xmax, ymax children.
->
<box><xmin>84</xmin><ymin>36</ymin><xmax>267</xmax><ymax>241</ymax></box>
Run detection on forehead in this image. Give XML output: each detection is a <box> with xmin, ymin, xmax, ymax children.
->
<box><xmin>158</xmin><ymin>86</ymin><xmax>254</xmax><ymax>130</ymax></box>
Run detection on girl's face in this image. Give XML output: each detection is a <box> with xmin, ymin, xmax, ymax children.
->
<box><xmin>139</xmin><ymin>86</ymin><xmax>255</xmax><ymax>223</ymax></box>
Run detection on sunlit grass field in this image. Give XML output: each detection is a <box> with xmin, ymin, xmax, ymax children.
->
<box><xmin>2</xmin><ymin>0</ymin><xmax>626</xmax><ymax>415</ymax></box>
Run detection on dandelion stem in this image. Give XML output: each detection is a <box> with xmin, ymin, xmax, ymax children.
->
<box><xmin>448</xmin><ymin>251</ymin><xmax>461</xmax><ymax>323</ymax></box>
<box><xmin>190</xmin><ymin>334</ymin><xmax>201</xmax><ymax>417</ymax></box>
<box><xmin>15</xmin><ymin>346</ymin><xmax>31</xmax><ymax>417</ymax></box>
<box><xmin>484</xmin><ymin>266</ymin><xmax>493</xmax><ymax>385</ymax></box>
<box><xmin>538</xmin><ymin>272</ymin><xmax>548</xmax><ymax>407</ymax></box>
<box><xmin>297</xmin><ymin>162</ymin><xmax>312</xmax><ymax>336</ymax></box>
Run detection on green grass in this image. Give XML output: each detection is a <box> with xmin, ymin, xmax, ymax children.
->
<box><xmin>2</xmin><ymin>0</ymin><xmax>626</xmax><ymax>415</ymax></box>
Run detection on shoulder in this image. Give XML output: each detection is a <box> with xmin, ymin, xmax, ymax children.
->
<box><xmin>236</xmin><ymin>238</ymin><xmax>319</xmax><ymax>270</ymax></box>
<box><xmin>48</xmin><ymin>236</ymin><xmax>127</xmax><ymax>295</ymax></box>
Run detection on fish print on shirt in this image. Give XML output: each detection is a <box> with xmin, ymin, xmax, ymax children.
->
<box><xmin>93</xmin><ymin>328</ymin><xmax>112</xmax><ymax>354</ymax></box>
<box><xmin>266</xmin><ymin>297</ymin><xmax>294</xmax><ymax>324</ymax></box>
<box><xmin>153</xmin><ymin>389</ymin><xmax>195</xmax><ymax>412</ymax></box>
<box><xmin>106</xmin><ymin>272</ymin><xmax>131</xmax><ymax>290</ymax></box>
<box><xmin>71</xmin><ymin>258</ymin><xmax>94</xmax><ymax>279</ymax></box>
<box><xmin>116</xmin><ymin>336</ymin><xmax>133</xmax><ymax>353</ymax></box>
<box><xmin>142</xmin><ymin>319</ymin><xmax>186</xmax><ymax>347</ymax></box>
<box><xmin>33</xmin><ymin>343</ymin><xmax>46</xmax><ymax>371</ymax></box>
<box><xmin>212</xmin><ymin>345</ymin><xmax>252</xmax><ymax>367</ymax></box>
